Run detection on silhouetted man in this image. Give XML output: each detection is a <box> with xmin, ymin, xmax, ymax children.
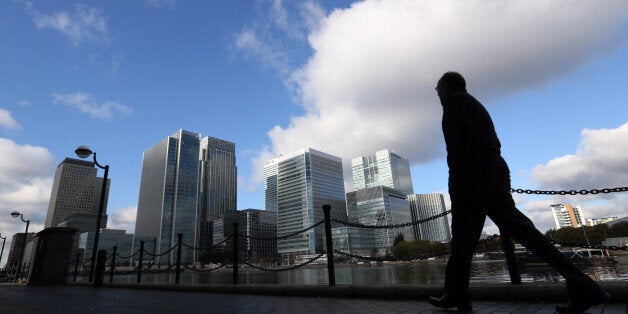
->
<box><xmin>428</xmin><ymin>71</ymin><xmax>610</xmax><ymax>312</ymax></box>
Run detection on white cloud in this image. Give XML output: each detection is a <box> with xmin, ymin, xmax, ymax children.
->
<box><xmin>18</xmin><ymin>100</ymin><xmax>30</xmax><ymax>107</ymax></box>
<box><xmin>531</xmin><ymin>123</ymin><xmax>628</xmax><ymax>190</ymax></box>
<box><xmin>0</xmin><ymin>109</ymin><xmax>21</xmax><ymax>130</ymax></box>
<box><xmin>250</xmin><ymin>0</ymin><xmax>628</xmax><ymax>189</ymax></box>
<box><xmin>0</xmin><ymin>139</ymin><xmax>54</xmax><ymax>265</ymax></box>
<box><xmin>106</xmin><ymin>205</ymin><xmax>137</xmax><ymax>234</ymax></box>
<box><xmin>32</xmin><ymin>3</ymin><xmax>110</xmax><ymax>46</ymax></box>
<box><xmin>53</xmin><ymin>92</ymin><xmax>133</xmax><ymax>121</ymax></box>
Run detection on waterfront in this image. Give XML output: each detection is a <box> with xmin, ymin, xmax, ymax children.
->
<box><xmin>96</xmin><ymin>256</ymin><xmax>628</xmax><ymax>286</ymax></box>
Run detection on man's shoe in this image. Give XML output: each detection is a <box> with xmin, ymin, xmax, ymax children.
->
<box><xmin>555</xmin><ymin>291</ymin><xmax>611</xmax><ymax>313</ymax></box>
<box><xmin>428</xmin><ymin>294</ymin><xmax>473</xmax><ymax>312</ymax></box>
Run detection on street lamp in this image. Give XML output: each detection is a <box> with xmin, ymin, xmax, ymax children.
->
<box><xmin>75</xmin><ymin>145</ymin><xmax>109</xmax><ymax>283</ymax></box>
<box><xmin>10</xmin><ymin>211</ymin><xmax>30</xmax><ymax>282</ymax></box>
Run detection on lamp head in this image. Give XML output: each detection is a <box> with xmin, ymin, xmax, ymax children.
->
<box><xmin>75</xmin><ymin>145</ymin><xmax>93</xmax><ymax>159</ymax></box>
<box><xmin>11</xmin><ymin>211</ymin><xmax>21</xmax><ymax>218</ymax></box>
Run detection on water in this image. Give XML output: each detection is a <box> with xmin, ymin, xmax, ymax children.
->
<box><xmin>102</xmin><ymin>257</ymin><xmax>628</xmax><ymax>286</ymax></box>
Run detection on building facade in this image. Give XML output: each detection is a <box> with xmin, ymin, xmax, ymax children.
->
<box><xmin>265</xmin><ymin>148</ymin><xmax>347</xmax><ymax>265</ymax></box>
<box><xmin>6</xmin><ymin>233</ymin><xmax>36</xmax><ymax>271</ymax></box>
<box><xmin>230</xmin><ymin>209</ymin><xmax>278</xmax><ymax>263</ymax></box>
<box><xmin>346</xmin><ymin>186</ymin><xmax>414</xmax><ymax>256</ymax></box>
<box><xmin>351</xmin><ymin>149</ymin><xmax>414</xmax><ymax>195</ymax></box>
<box><xmin>550</xmin><ymin>204</ymin><xmax>586</xmax><ymax>229</ymax></box>
<box><xmin>134</xmin><ymin>130</ymin><xmax>236</xmax><ymax>264</ymax></box>
<box><xmin>408</xmin><ymin>193</ymin><xmax>451</xmax><ymax>242</ymax></box>
<box><xmin>45</xmin><ymin>158</ymin><xmax>110</xmax><ymax>229</ymax></box>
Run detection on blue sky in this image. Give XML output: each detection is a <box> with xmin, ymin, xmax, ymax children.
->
<box><xmin>1</xmin><ymin>0</ymin><xmax>627</xmax><ymax>267</ymax></box>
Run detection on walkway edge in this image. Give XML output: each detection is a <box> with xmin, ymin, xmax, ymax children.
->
<box><xmin>67</xmin><ymin>281</ymin><xmax>628</xmax><ymax>302</ymax></box>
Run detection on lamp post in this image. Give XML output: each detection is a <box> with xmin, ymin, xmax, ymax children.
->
<box><xmin>75</xmin><ymin>145</ymin><xmax>109</xmax><ymax>283</ymax></box>
<box><xmin>0</xmin><ymin>233</ymin><xmax>6</xmax><ymax>269</ymax></box>
<box><xmin>10</xmin><ymin>211</ymin><xmax>30</xmax><ymax>282</ymax></box>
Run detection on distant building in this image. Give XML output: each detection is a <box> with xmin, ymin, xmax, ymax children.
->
<box><xmin>79</xmin><ymin>229</ymin><xmax>156</xmax><ymax>266</ymax></box>
<box><xmin>265</xmin><ymin>148</ymin><xmax>347</xmax><ymax>265</ymax></box>
<box><xmin>408</xmin><ymin>193</ymin><xmax>451</xmax><ymax>242</ymax></box>
<box><xmin>134</xmin><ymin>130</ymin><xmax>236</xmax><ymax>264</ymax></box>
<box><xmin>351</xmin><ymin>149</ymin><xmax>414</xmax><ymax>195</ymax></box>
<box><xmin>587</xmin><ymin>216</ymin><xmax>619</xmax><ymax>226</ymax></box>
<box><xmin>230</xmin><ymin>209</ymin><xmax>278</xmax><ymax>262</ymax></box>
<box><xmin>607</xmin><ymin>216</ymin><xmax>628</xmax><ymax>227</ymax></box>
<box><xmin>550</xmin><ymin>204</ymin><xmax>586</xmax><ymax>229</ymax></box>
<box><xmin>346</xmin><ymin>186</ymin><xmax>413</xmax><ymax>256</ymax></box>
<box><xmin>6</xmin><ymin>233</ymin><xmax>36</xmax><ymax>270</ymax></box>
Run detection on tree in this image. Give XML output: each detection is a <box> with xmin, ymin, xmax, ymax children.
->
<box><xmin>393</xmin><ymin>233</ymin><xmax>405</xmax><ymax>246</ymax></box>
<box><xmin>609</xmin><ymin>221</ymin><xmax>628</xmax><ymax>237</ymax></box>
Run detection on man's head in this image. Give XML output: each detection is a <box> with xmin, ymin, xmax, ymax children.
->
<box><xmin>436</xmin><ymin>71</ymin><xmax>467</xmax><ymax>98</ymax></box>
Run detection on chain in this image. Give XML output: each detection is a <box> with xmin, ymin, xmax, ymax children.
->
<box><xmin>331</xmin><ymin>211</ymin><xmax>451</xmax><ymax>230</ymax></box>
<box><xmin>182</xmin><ymin>235</ymin><xmax>234</xmax><ymax>251</ymax></box>
<box><xmin>143</xmin><ymin>244</ymin><xmax>178</xmax><ymax>257</ymax></box>
<box><xmin>239</xmin><ymin>220</ymin><xmax>325</xmax><ymax>240</ymax></box>
<box><xmin>116</xmin><ymin>248</ymin><xmax>141</xmax><ymax>259</ymax></box>
<box><xmin>511</xmin><ymin>186</ymin><xmax>628</xmax><ymax>195</ymax></box>
<box><xmin>241</xmin><ymin>253</ymin><xmax>327</xmax><ymax>272</ymax></box>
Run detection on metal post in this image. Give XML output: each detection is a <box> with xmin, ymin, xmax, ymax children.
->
<box><xmin>323</xmin><ymin>205</ymin><xmax>336</xmax><ymax>286</ymax></box>
<box><xmin>137</xmin><ymin>241</ymin><xmax>144</xmax><ymax>283</ymax></box>
<box><xmin>94</xmin><ymin>250</ymin><xmax>107</xmax><ymax>288</ymax></box>
<box><xmin>176</xmin><ymin>233</ymin><xmax>182</xmax><ymax>284</ymax></box>
<box><xmin>88</xmin><ymin>162</ymin><xmax>108</xmax><ymax>283</ymax></box>
<box><xmin>14</xmin><ymin>216</ymin><xmax>29</xmax><ymax>283</ymax></box>
<box><xmin>232</xmin><ymin>222</ymin><xmax>238</xmax><ymax>285</ymax></box>
<box><xmin>109</xmin><ymin>246</ymin><xmax>117</xmax><ymax>283</ymax></box>
<box><xmin>500</xmin><ymin>232</ymin><xmax>521</xmax><ymax>285</ymax></box>
<box><xmin>73</xmin><ymin>253</ymin><xmax>80</xmax><ymax>282</ymax></box>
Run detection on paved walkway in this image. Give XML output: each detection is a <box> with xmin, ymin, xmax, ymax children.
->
<box><xmin>1</xmin><ymin>284</ymin><xmax>626</xmax><ymax>313</ymax></box>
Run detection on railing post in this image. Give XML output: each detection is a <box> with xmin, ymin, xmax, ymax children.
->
<box><xmin>323</xmin><ymin>205</ymin><xmax>336</xmax><ymax>286</ymax></box>
<box><xmin>500</xmin><ymin>231</ymin><xmax>521</xmax><ymax>285</ymax></box>
<box><xmin>109</xmin><ymin>246</ymin><xmax>117</xmax><ymax>283</ymax></box>
<box><xmin>73</xmin><ymin>253</ymin><xmax>80</xmax><ymax>282</ymax></box>
<box><xmin>94</xmin><ymin>250</ymin><xmax>107</xmax><ymax>288</ymax></box>
<box><xmin>232</xmin><ymin>222</ymin><xmax>239</xmax><ymax>285</ymax></box>
<box><xmin>137</xmin><ymin>241</ymin><xmax>145</xmax><ymax>284</ymax></box>
<box><xmin>176</xmin><ymin>233</ymin><xmax>182</xmax><ymax>284</ymax></box>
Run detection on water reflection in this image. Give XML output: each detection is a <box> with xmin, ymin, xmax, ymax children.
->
<box><xmin>107</xmin><ymin>257</ymin><xmax>628</xmax><ymax>286</ymax></box>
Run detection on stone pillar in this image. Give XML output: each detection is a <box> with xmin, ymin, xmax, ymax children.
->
<box><xmin>27</xmin><ymin>227</ymin><xmax>77</xmax><ymax>285</ymax></box>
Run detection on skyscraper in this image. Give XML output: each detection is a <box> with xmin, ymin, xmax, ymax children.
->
<box><xmin>408</xmin><ymin>193</ymin><xmax>451</xmax><ymax>242</ymax></box>
<box><xmin>551</xmin><ymin>204</ymin><xmax>586</xmax><ymax>229</ymax></box>
<box><xmin>135</xmin><ymin>130</ymin><xmax>236</xmax><ymax>264</ymax></box>
<box><xmin>265</xmin><ymin>148</ymin><xmax>347</xmax><ymax>265</ymax></box>
<box><xmin>45</xmin><ymin>158</ymin><xmax>110</xmax><ymax>228</ymax></box>
<box><xmin>351</xmin><ymin>149</ymin><xmax>414</xmax><ymax>195</ymax></box>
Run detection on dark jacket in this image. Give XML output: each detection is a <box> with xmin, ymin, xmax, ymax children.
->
<box><xmin>441</xmin><ymin>92</ymin><xmax>502</xmax><ymax>175</ymax></box>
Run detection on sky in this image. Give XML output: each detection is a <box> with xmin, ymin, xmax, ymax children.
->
<box><xmin>1</xmin><ymin>0</ymin><xmax>627</xmax><ymax>267</ymax></box>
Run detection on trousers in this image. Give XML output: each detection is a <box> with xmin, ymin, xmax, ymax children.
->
<box><xmin>444</xmin><ymin>157</ymin><xmax>600</xmax><ymax>297</ymax></box>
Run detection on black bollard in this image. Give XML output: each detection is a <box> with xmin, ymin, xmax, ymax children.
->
<box><xmin>323</xmin><ymin>205</ymin><xmax>335</xmax><ymax>286</ymax></box>
<box><xmin>500</xmin><ymin>232</ymin><xmax>522</xmax><ymax>285</ymax></box>
<box><xmin>109</xmin><ymin>246</ymin><xmax>117</xmax><ymax>283</ymax></box>
<box><xmin>176</xmin><ymin>233</ymin><xmax>182</xmax><ymax>284</ymax></box>
<box><xmin>94</xmin><ymin>250</ymin><xmax>107</xmax><ymax>288</ymax></box>
<box><xmin>232</xmin><ymin>222</ymin><xmax>239</xmax><ymax>285</ymax></box>
<box><xmin>137</xmin><ymin>241</ymin><xmax>145</xmax><ymax>283</ymax></box>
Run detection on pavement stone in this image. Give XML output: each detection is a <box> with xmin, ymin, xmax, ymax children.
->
<box><xmin>0</xmin><ymin>284</ymin><xmax>626</xmax><ymax>314</ymax></box>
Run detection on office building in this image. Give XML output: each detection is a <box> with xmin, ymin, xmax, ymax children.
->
<box><xmin>346</xmin><ymin>186</ymin><xmax>413</xmax><ymax>256</ymax></box>
<box><xmin>408</xmin><ymin>193</ymin><xmax>451</xmax><ymax>242</ymax></box>
<box><xmin>78</xmin><ymin>229</ymin><xmax>156</xmax><ymax>266</ymax></box>
<box><xmin>134</xmin><ymin>130</ymin><xmax>236</xmax><ymax>264</ymax></box>
<box><xmin>45</xmin><ymin>158</ymin><xmax>110</xmax><ymax>228</ymax></box>
<box><xmin>6</xmin><ymin>233</ymin><xmax>35</xmax><ymax>270</ymax></box>
<box><xmin>587</xmin><ymin>216</ymin><xmax>618</xmax><ymax>226</ymax></box>
<box><xmin>551</xmin><ymin>204</ymin><xmax>586</xmax><ymax>229</ymax></box>
<box><xmin>230</xmin><ymin>209</ymin><xmax>278</xmax><ymax>262</ymax></box>
<box><xmin>265</xmin><ymin>148</ymin><xmax>347</xmax><ymax>265</ymax></box>
<box><xmin>351</xmin><ymin>149</ymin><xmax>414</xmax><ymax>195</ymax></box>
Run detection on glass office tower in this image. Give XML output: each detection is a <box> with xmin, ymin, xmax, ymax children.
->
<box><xmin>408</xmin><ymin>193</ymin><xmax>451</xmax><ymax>242</ymax></box>
<box><xmin>351</xmin><ymin>149</ymin><xmax>414</xmax><ymax>195</ymax></box>
<box><xmin>135</xmin><ymin>130</ymin><xmax>201</xmax><ymax>264</ymax></box>
<box><xmin>346</xmin><ymin>186</ymin><xmax>413</xmax><ymax>256</ymax></box>
<box><xmin>265</xmin><ymin>148</ymin><xmax>347</xmax><ymax>265</ymax></box>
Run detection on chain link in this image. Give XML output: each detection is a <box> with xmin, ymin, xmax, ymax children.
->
<box><xmin>238</xmin><ymin>220</ymin><xmax>325</xmax><ymax>240</ymax></box>
<box><xmin>511</xmin><ymin>186</ymin><xmax>628</xmax><ymax>195</ymax></box>
<box><xmin>241</xmin><ymin>253</ymin><xmax>326</xmax><ymax>272</ymax></box>
<box><xmin>331</xmin><ymin>210</ymin><xmax>451</xmax><ymax>230</ymax></box>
